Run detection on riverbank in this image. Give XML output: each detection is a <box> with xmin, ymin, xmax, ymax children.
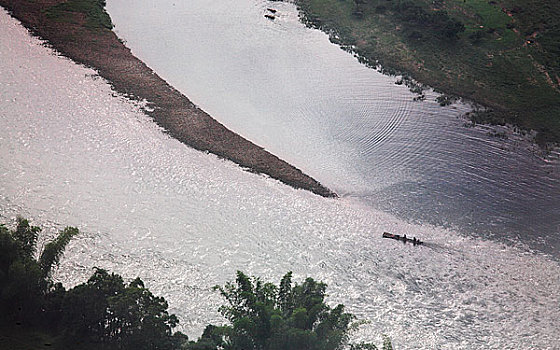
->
<box><xmin>0</xmin><ymin>0</ymin><xmax>335</xmax><ymax>197</ymax></box>
<box><xmin>293</xmin><ymin>0</ymin><xmax>560</xmax><ymax>146</ymax></box>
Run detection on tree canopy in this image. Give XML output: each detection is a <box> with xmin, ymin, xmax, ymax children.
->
<box><xmin>185</xmin><ymin>271</ymin><xmax>391</xmax><ymax>350</ymax></box>
<box><xmin>0</xmin><ymin>218</ymin><xmax>180</xmax><ymax>350</ymax></box>
<box><xmin>62</xmin><ymin>268</ymin><xmax>179</xmax><ymax>349</ymax></box>
<box><xmin>0</xmin><ymin>218</ymin><xmax>78</xmax><ymax>326</ymax></box>
<box><xmin>1</xmin><ymin>219</ymin><xmax>392</xmax><ymax>349</ymax></box>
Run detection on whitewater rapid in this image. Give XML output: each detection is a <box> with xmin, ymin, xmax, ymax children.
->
<box><xmin>1</xmin><ymin>7</ymin><xmax>559</xmax><ymax>350</ymax></box>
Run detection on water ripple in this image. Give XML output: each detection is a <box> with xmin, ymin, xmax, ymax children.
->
<box><xmin>3</xmin><ymin>5</ymin><xmax>560</xmax><ymax>350</ymax></box>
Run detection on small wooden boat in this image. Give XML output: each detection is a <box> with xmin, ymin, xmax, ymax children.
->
<box><xmin>264</xmin><ymin>14</ymin><xmax>276</xmax><ymax>20</ymax></box>
<box><xmin>383</xmin><ymin>232</ymin><xmax>423</xmax><ymax>245</ymax></box>
<box><xmin>267</xmin><ymin>8</ymin><xmax>277</xmax><ymax>13</ymax></box>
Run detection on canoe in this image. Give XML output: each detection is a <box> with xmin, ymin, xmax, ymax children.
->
<box><xmin>382</xmin><ymin>232</ymin><xmax>423</xmax><ymax>245</ymax></box>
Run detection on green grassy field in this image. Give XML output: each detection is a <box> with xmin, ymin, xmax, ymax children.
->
<box><xmin>295</xmin><ymin>0</ymin><xmax>560</xmax><ymax>145</ymax></box>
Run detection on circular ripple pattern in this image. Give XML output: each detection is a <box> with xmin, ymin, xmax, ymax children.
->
<box><xmin>106</xmin><ymin>0</ymin><xmax>560</xmax><ymax>255</ymax></box>
<box><xmin>1</xmin><ymin>9</ymin><xmax>560</xmax><ymax>349</ymax></box>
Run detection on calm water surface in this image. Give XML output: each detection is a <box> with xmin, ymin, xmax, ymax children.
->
<box><xmin>106</xmin><ymin>0</ymin><xmax>560</xmax><ymax>255</ymax></box>
<box><xmin>2</xmin><ymin>5</ymin><xmax>560</xmax><ymax>350</ymax></box>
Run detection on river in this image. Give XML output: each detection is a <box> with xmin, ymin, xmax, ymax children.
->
<box><xmin>1</xmin><ymin>3</ymin><xmax>560</xmax><ymax>350</ymax></box>
<box><xmin>105</xmin><ymin>0</ymin><xmax>560</xmax><ymax>256</ymax></box>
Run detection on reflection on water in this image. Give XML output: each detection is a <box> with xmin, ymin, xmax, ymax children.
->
<box><xmin>1</xmin><ymin>6</ymin><xmax>560</xmax><ymax>350</ymax></box>
<box><xmin>105</xmin><ymin>0</ymin><xmax>560</xmax><ymax>256</ymax></box>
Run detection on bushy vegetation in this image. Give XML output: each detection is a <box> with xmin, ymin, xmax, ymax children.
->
<box><xmin>0</xmin><ymin>218</ymin><xmax>180</xmax><ymax>349</ymax></box>
<box><xmin>60</xmin><ymin>269</ymin><xmax>180</xmax><ymax>349</ymax></box>
<box><xmin>0</xmin><ymin>218</ymin><xmax>392</xmax><ymax>349</ymax></box>
<box><xmin>185</xmin><ymin>271</ymin><xmax>391</xmax><ymax>350</ymax></box>
<box><xmin>0</xmin><ymin>218</ymin><xmax>78</xmax><ymax>328</ymax></box>
<box><xmin>46</xmin><ymin>0</ymin><xmax>113</xmax><ymax>29</ymax></box>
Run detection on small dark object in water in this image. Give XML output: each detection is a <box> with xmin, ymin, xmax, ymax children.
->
<box><xmin>267</xmin><ymin>8</ymin><xmax>277</xmax><ymax>13</ymax></box>
<box><xmin>264</xmin><ymin>14</ymin><xmax>276</xmax><ymax>20</ymax></box>
<box><xmin>383</xmin><ymin>232</ymin><xmax>423</xmax><ymax>245</ymax></box>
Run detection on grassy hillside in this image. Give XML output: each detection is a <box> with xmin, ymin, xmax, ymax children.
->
<box><xmin>294</xmin><ymin>0</ymin><xmax>560</xmax><ymax>145</ymax></box>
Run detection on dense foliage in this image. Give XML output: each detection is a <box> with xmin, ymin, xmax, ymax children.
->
<box><xmin>184</xmin><ymin>271</ymin><xmax>389</xmax><ymax>350</ymax></box>
<box><xmin>1</xmin><ymin>219</ymin><xmax>392</xmax><ymax>349</ymax></box>
<box><xmin>61</xmin><ymin>269</ymin><xmax>180</xmax><ymax>349</ymax></box>
<box><xmin>0</xmin><ymin>218</ymin><xmax>180</xmax><ymax>349</ymax></box>
<box><xmin>0</xmin><ymin>218</ymin><xmax>78</xmax><ymax>327</ymax></box>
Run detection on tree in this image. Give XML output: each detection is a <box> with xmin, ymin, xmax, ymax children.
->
<box><xmin>0</xmin><ymin>218</ymin><xmax>77</xmax><ymax>326</ymax></box>
<box><xmin>1</xmin><ymin>218</ymin><xmax>182</xmax><ymax>348</ymax></box>
<box><xmin>62</xmin><ymin>268</ymin><xmax>126</xmax><ymax>341</ymax></box>
<box><xmin>108</xmin><ymin>276</ymin><xmax>179</xmax><ymax>349</ymax></box>
<box><xmin>39</xmin><ymin>226</ymin><xmax>79</xmax><ymax>279</ymax></box>
<box><xmin>2</xmin><ymin>219</ymin><xmax>395</xmax><ymax>349</ymax></box>
<box><xmin>62</xmin><ymin>268</ymin><xmax>180</xmax><ymax>349</ymax></box>
<box><xmin>187</xmin><ymin>271</ymin><xmax>388</xmax><ymax>350</ymax></box>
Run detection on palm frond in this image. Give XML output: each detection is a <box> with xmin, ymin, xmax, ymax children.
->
<box><xmin>38</xmin><ymin>226</ymin><xmax>79</xmax><ymax>278</ymax></box>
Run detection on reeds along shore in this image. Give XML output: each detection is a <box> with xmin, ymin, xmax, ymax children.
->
<box><xmin>0</xmin><ymin>0</ymin><xmax>336</xmax><ymax>198</ymax></box>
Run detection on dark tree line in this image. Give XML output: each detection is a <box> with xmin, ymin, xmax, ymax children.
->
<box><xmin>0</xmin><ymin>218</ymin><xmax>78</xmax><ymax>327</ymax></box>
<box><xmin>0</xmin><ymin>218</ymin><xmax>182</xmax><ymax>349</ymax></box>
<box><xmin>186</xmin><ymin>271</ymin><xmax>375</xmax><ymax>350</ymax></box>
<box><xmin>0</xmin><ymin>218</ymin><xmax>392</xmax><ymax>349</ymax></box>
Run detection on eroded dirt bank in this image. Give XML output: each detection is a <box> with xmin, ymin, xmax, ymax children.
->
<box><xmin>0</xmin><ymin>0</ymin><xmax>335</xmax><ymax>197</ymax></box>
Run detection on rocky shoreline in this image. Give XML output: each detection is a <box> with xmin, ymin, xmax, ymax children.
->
<box><xmin>0</xmin><ymin>0</ymin><xmax>336</xmax><ymax>198</ymax></box>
